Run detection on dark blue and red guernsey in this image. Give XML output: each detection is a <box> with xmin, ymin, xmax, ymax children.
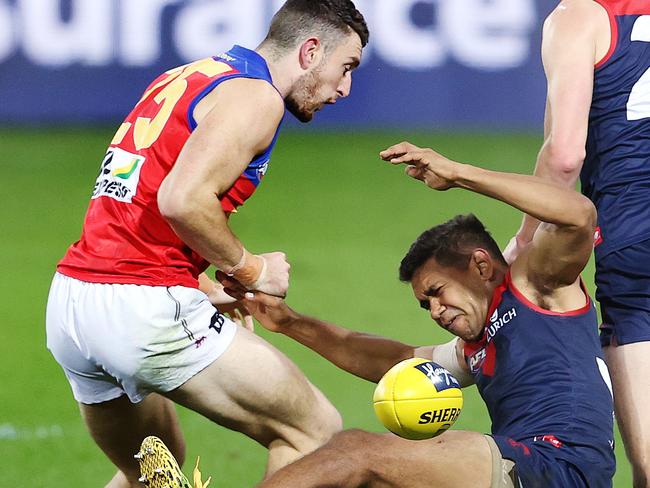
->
<box><xmin>583</xmin><ymin>0</ymin><xmax>650</xmax><ymax>258</ymax></box>
<box><xmin>464</xmin><ymin>272</ymin><xmax>615</xmax><ymax>484</ymax></box>
<box><xmin>57</xmin><ymin>45</ymin><xmax>283</xmax><ymax>288</ymax></box>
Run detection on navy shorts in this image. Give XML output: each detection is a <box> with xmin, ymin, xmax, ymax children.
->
<box><xmin>596</xmin><ymin>239</ymin><xmax>650</xmax><ymax>347</ymax></box>
<box><xmin>492</xmin><ymin>436</ymin><xmax>614</xmax><ymax>488</ymax></box>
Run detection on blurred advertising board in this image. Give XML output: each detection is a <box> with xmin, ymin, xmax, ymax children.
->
<box><xmin>0</xmin><ymin>0</ymin><xmax>557</xmax><ymax>128</ymax></box>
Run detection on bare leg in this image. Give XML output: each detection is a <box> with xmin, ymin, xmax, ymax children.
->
<box><xmin>605</xmin><ymin>341</ymin><xmax>650</xmax><ymax>488</ymax></box>
<box><xmin>257</xmin><ymin>429</ymin><xmax>493</xmax><ymax>488</ymax></box>
<box><xmin>80</xmin><ymin>393</ymin><xmax>185</xmax><ymax>488</ymax></box>
<box><xmin>165</xmin><ymin>326</ymin><xmax>342</xmax><ymax>477</ymax></box>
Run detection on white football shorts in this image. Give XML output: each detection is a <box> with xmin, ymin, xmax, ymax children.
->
<box><xmin>46</xmin><ymin>272</ymin><xmax>237</xmax><ymax>404</ymax></box>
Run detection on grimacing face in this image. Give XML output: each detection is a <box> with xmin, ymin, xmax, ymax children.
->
<box><xmin>410</xmin><ymin>257</ymin><xmax>490</xmax><ymax>342</ymax></box>
<box><xmin>286</xmin><ymin>32</ymin><xmax>362</xmax><ymax>122</ymax></box>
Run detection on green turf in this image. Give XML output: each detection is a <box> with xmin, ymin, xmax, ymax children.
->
<box><xmin>0</xmin><ymin>127</ymin><xmax>631</xmax><ymax>486</ymax></box>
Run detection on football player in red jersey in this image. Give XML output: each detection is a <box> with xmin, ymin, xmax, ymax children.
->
<box><xmin>45</xmin><ymin>1</ymin><xmax>368</xmax><ymax>487</ymax></box>
<box><xmin>504</xmin><ymin>2</ymin><xmax>650</xmax><ymax>484</ymax></box>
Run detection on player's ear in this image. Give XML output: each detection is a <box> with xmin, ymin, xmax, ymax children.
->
<box><xmin>298</xmin><ymin>37</ymin><xmax>322</xmax><ymax>70</ymax></box>
<box><xmin>470</xmin><ymin>249</ymin><xmax>493</xmax><ymax>281</ymax></box>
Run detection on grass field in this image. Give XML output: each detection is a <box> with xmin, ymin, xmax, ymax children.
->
<box><xmin>0</xmin><ymin>127</ymin><xmax>631</xmax><ymax>486</ymax></box>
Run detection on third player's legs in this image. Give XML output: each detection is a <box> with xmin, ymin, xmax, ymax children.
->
<box><xmin>605</xmin><ymin>342</ymin><xmax>650</xmax><ymax>488</ymax></box>
<box><xmin>597</xmin><ymin>241</ymin><xmax>650</xmax><ymax>488</ymax></box>
<box><xmin>165</xmin><ymin>325</ymin><xmax>342</xmax><ymax>476</ymax></box>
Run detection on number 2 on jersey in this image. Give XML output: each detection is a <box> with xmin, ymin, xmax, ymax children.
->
<box><xmin>627</xmin><ymin>16</ymin><xmax>650</xmax><ymax>121</ymax></box>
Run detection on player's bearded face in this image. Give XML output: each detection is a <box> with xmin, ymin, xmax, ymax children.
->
<box><xmin>286</xmin><ymin>34</ymin><xmax>361</xmax><ymax>123</ymax></box>
<box><xmin>286</xmin><ymin>64</ymin><xmax>324</xmax><ymax>123</ymax></box>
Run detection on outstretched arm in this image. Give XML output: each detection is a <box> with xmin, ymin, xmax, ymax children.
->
<box><xmin>506</xmin><ymin>0</ymin><xmax>609</xmax><ymax>261</ymax></box>
<box><xmin>217</xmin><ymin>280</ymin><xmax>471</xmax><ymax>384</ymax></box>
<box><xmin>380</xmin><ymin>142</ymin><xmax>596</xmax><ymax>290</ymax></box>
<box><xmin>242</xmin><ymin>291</ymin><xmax>416</xmax><ymax>383</ymax></box>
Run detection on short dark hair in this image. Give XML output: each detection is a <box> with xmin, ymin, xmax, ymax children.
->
<box><xmin>399</xmin><ymin>214</ymin><xmax>507</xmax><ymax>282</ymax></box>
<box><xmin>264</xmin><ymin>0</ymin><xmax>369</xmax><ymax>52</ymax></box>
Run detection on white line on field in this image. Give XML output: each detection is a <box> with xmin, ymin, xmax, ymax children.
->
<box><xmin>0</xmin><ymin>423</ymin><xmax>64</xmax><ymax>440</ymax></box>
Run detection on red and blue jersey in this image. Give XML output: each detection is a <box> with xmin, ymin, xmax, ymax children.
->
<box><xmin>464</xmin><ymin>272</ymin><xmax>615</xmax><ymax>484</ymax></box>
<box><xmin>583</xmin><ymin>0</ymin><xmax>650</xmax><ymax>258</ymax></box>
<box><xmin>58</xmin><ymin>46</ymin><xmax>282</xmax><ymax>288</ymax></box>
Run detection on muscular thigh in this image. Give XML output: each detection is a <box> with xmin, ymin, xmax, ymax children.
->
<box><xmin>359</xmin><ymin>430</ymin><xmax>494</xmax><ymax>488</ymax></box>
<box><xmin>165</xmin><ymin>326</ymin><xmax>339</xmax><ymax>449</ymax></box>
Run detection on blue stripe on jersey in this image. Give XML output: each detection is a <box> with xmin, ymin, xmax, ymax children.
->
<box><xmin>186</xmin><ymin>45</ymin><xmax>284</xmax><ymax>182</ymax></box>
<box><xmin>583</xmin><ymin>12</ymin><xmax>650</xmax><ymax>257</ymax></box>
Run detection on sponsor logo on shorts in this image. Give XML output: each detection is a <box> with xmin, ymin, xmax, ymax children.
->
<box><xmin>533</xmin><ymin>435</ymin><xmax>563</xmax><ymax>448</ymax></box>
<box><xmin>414</xmin><ymin>361</ymin><xmax>461</xmax><ymax>391</ymax></box>
<box><xmin>209</xmin><ymin>311</ymin><xmax>225</xmax><ymax>334</ymax></box>
<box><xmin>92</xmin><ymin>147</ymin><xmax>145</xmax><ymax>203</ymax></box>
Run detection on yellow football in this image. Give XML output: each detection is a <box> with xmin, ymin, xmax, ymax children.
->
<box><xmin>373</xmin><ymin>358</ymin><xmax>463</xmax><ymax>440</ymax></box>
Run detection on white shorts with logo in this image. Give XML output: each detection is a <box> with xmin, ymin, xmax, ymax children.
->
<box><xmin>46</xmin><ymin>272</ymin><xmax>237</xmax><ymax>404</ymax></box>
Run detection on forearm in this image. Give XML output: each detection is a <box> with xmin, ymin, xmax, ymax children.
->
<box><xmin>516</xmin><ymin>140</ymin><xmax>583</xmax><ymax>243</ymax></box>
<box><xmin>163</xmin><ymin>198</ymin><xmax>245</xmax><ymax>271</ymax></box>
<box><xmin>280</xmin><ymin>314</ymin><xmax>415</xmax><ymax>383</ymax></box>
<box><xmin>454</xmin><ymin>162</ymin><xmax>591</xmax><ymax>229</ymax></box>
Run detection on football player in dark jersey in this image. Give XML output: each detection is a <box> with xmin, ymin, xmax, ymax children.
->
<box><xmin>504</xmin><ymin>2</ymin><xmax>650</xmax><ymax>484</ymax></box>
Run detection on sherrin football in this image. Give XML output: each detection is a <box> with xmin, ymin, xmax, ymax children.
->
<box><xmin>373</xmin><ymin>358</ymin><xmax>463</xmax><ymax>440</ymax></box>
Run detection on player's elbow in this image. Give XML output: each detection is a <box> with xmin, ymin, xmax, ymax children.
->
<box><xmin>157</xmin><ymin>180</ymin><xmax>196</xmax><ymax>224</ymax></box>
<box><xmin>545</xmin><ymin>140</ymin><xmax>586</xmax><ymax>177</ymax></box>
<box><xmin>571</xmin><ymin>195</ymin><xmax>597</xmax><ymax>232</ymax></box>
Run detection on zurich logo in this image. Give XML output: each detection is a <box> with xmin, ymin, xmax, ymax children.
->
<box><xmin>489</xmin><ymin>309</ymin><xmax>499</xmax><ymax>323</ymax></box>
<box><xmin>486</xmin><ymin>306</ymin><xmax>517</xmax><ymax>341</ymax></box>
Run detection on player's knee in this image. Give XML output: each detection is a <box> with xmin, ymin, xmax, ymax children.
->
<box><xmin>319</xmin><ymin>399</ymin><xmax>343</xmax><ymax>437</ymax></box>
<box><xmin>300</xmin><ymin>398</ymin><xmax>343</xmax><ymax>448</ymax></box>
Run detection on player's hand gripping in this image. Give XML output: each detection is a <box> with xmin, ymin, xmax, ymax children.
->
<box><xmin>203</xmin><ymin>279</ymin><xmax>255</xmax><ymax>331</ymax></box>
<box><xmin>244</xmin><ymin>292</ymin><xmax>297</xmax><ymax>334</ymax></box>
<box><xmin>216</xmin><ymin>273</ymin><xmax>296</xmax><ymax>333</ymax></box>
<box><xmin>380</xmin><ymin>141</ymin><xmax>462</xmax><ymax>190</ymax></box>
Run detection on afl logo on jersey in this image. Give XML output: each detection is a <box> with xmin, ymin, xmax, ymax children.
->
<box><xmin>468</xmin><ymin>348</ymin><xmax>486</xmax><ymax>374</ymax></box>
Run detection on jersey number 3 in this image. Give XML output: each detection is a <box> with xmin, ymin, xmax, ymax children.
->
<box><xmin>627</xmin><ymin>16</ymin><xmax>650</xmax><ymax>121</ymax></box>
<box><xmin>111</xmin><ymin>58</ymin><xmax>231</xmax><ymax>150</ymax></box>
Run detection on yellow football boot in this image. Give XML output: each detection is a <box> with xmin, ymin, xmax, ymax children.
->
<box><xmin>136</xmin><ymin>436</ymin><xmax>211</xmax><ymax>488</ymax></box>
